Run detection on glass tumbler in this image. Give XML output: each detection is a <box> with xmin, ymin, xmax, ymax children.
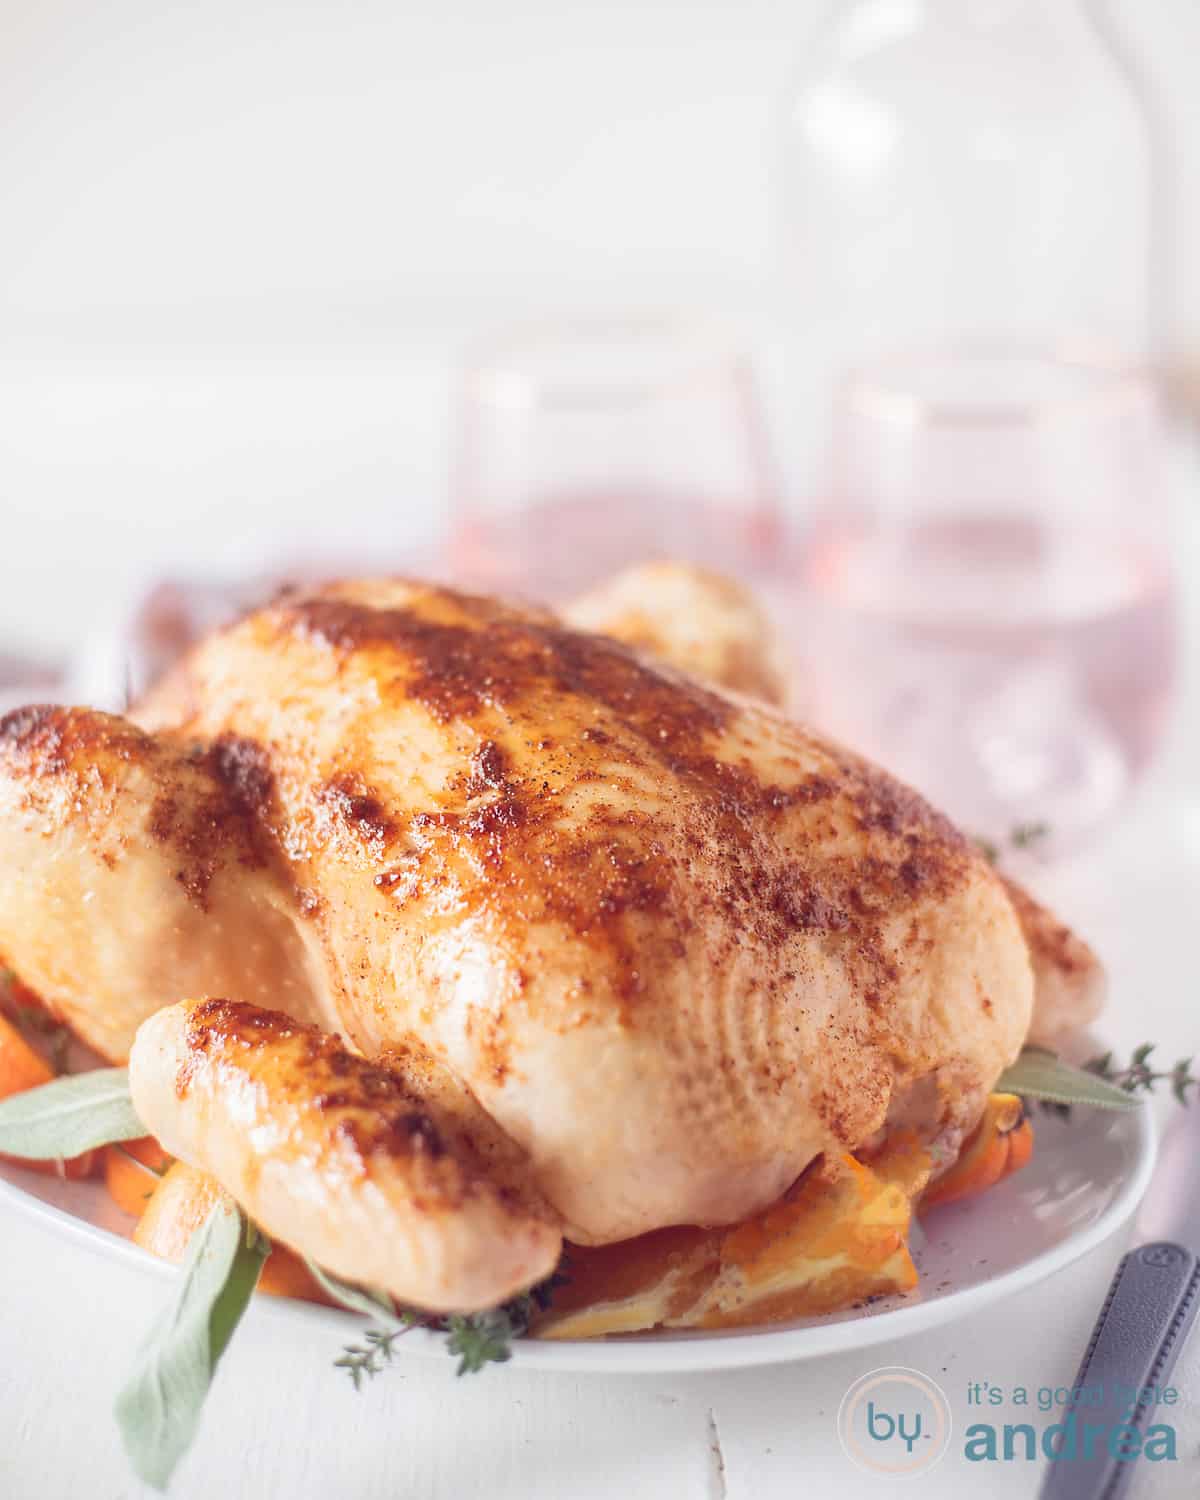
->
<box><xmin>449</xmin><ymin>316</ymin><xmax>780</xmax><ymax>603</ymax></box>
<box><xmin>797</xmin><ymin>344</ymin><xmax>1175</xmax><ymax>848</ymax></box>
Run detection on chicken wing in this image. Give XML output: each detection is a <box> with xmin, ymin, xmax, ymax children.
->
<box><xmin>1000</xmin><ymin>875</ymin><xmax>1106</xmax><ymax>1045</ymax></box>
<box><xmin>563</xmin><ymin>560</ymin><xmax>790</xmax><ymax>706</ymax></box>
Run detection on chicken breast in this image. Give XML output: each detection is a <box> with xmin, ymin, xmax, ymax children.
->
<box><xmin>567</xmin><ymin>566</ymin><xmax>1104</xmax><ymax>1051</ymax></box>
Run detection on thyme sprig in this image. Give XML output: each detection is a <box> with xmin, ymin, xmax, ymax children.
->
<box><xmin>334</xmin><ymin>1325</ymin><xmax>417</xmax><ymax>1389</ymax></box>
<box><xmin>446</xmin><ymin>1310</ymin><xmax>519</xmax><ymax>1375</ymax></box>
<box><xmin>329</xmin><ymin>1267</ymin><xmax>568</xmax><ymax>1386</ymax></box>
<box><xmin>975</xmin><ymin>820</ymin><xmax>1051</xmax><ymax>867</ymax></box>
<box><xmin>1084</xmin><ymin>1043</ymin><xmax>1198</xmax><ymax>1106</ymax></box>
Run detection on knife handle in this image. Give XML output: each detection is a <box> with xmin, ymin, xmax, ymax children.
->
<box><xmin>1039</xmin><ymin>1242</ymin><xmax>1200</xmax><ymax>1500</ymax></box>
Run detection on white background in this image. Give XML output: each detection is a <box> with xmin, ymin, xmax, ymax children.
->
<box><xmin>2</xmin><ymin>2</ymin><xmax>1200</xmax><ymax>1496</ymax></box>
<box><xmin>1</xmin><ymin>0</ymin><xmax>1200</xmax><ymax>658</ymax></box>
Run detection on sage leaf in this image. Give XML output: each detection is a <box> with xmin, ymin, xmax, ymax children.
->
<box><xmin>0</xmin><ymin>1067</ymin><xmax>144</xmax><ymax>1158</ymax></box>
<box><xmin>997</xmin><ymin>1048</ymin><xmax>1143</xmax><ymax>1111</ymax></box>
<box><xmin>115</xmin><ymin>1196</ymin><xmax>268</xmax><ymax>1489</ymax></box>
<box><xmin>303</xmin><ymin>1259</ymin><xmax>402</xmax><ymax>1325</ymax></box>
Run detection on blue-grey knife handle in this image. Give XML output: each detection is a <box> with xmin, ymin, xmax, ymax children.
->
<box><xmin>1039</xmin><ymin>1242</ymin><xmax>1200</xmax><ymax>1500</ymax></box>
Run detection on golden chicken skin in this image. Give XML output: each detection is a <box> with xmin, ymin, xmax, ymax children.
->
<box><xmin>0</xmin><ymin>575</ymin><xmax>1045</xmax><ymax>1312</ymax></box>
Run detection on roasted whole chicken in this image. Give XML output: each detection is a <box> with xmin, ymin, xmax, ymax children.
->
<box><xmin>0</xmin><ymin>565</ymin><xmax>1101</xmax><ymax>1314</ymax></box>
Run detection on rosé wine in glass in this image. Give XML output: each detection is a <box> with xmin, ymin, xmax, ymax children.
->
<box><xmin>449</xmin><ymin>318</ymin><xmax>780</xmax><ymax>602</ymax></box>
<box><xmin>791</xmin><ymin>348</ymin><xmax>1176</xmax><ymax>848</ymax></box>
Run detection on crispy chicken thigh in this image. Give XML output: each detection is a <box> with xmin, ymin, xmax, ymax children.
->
<box><xmin>0</xmin><ymin>577</ymin><xmax>1039</xmax><ymax>1308</ymax></box>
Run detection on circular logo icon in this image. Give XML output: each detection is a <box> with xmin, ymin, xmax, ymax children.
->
<box><xmin>838</xmin><ymin>1366</ymin><xmax>952</xmax><ymax>1478</ymax></box>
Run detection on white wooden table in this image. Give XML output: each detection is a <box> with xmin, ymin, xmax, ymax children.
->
<box><xmin>1</xmin><ymin>391</ymin><xmax>1198</xmax><ymax>1500</ymax></box>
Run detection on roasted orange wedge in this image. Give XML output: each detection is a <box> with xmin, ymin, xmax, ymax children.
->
<box><xmin>534</xmin><ymin>1133</ymin><xmax>932</xmax><ymax>1339</ymax></box>
<box><xmin>920</xmin><ymin>1093</ymin><xmax>1033</xmax><ymax>1211</ymax></box>
<box><xmin>104</xmin><ymin>1136</ymin><xmax>174</xmax><ymax>1217</ymax></box>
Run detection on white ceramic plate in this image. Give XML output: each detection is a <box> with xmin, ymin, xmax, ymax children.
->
<box><xmin>0</xmin><ymin>1103</ymin><xmax>1154</xmax><ymax>1374</ymax></box>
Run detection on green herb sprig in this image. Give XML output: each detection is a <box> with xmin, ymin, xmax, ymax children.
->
<box><xmin>115</xmin><ymin>1197</ymin><xmax>270</xmax><ymax>1489</ymax></box>
<box><xmin>446</xmin><ymin>1305</ymin><xmax>527</xmax><ymax>1375</ymax></box>
<box><xmin>997</xmin><ymin>1046</ymin><xmax>1142</xmax><ymax>1111</ymax></box>
<box><xmin>975</xmin><ymin>820</ymin><xmax>1052</xmax><ymax>867</ymax></box>
<box><xmin>0</xmin><ymin>1068</ymin><xmax>270</xmax><ymax>1490</ymax></box>
<box><xmin>998</xmin><ymin>1043</ymin><xmax>1197</xmax><ymax>1119</ymax></box>
<box><xmin>0</xmin><ymin>967</ymin><xmax>72</xmax><ymax>1075</ymax></box>
<box><xmin>0</xmin><ymin>1065</ymin><xmax>568</xmax><ymax>1486</ymax></box>
<box><xmin>334</xmin><ymin>1326</ymin><xmax>416</xmax><ymax>1389</ymax></box>
<box><xmin>314</xmin><ymin>1261</ymin><xmax>565</xmax><ymax>1385</ymax></box>
<box><xmin>442</xmin><ymin>1273</ymin><xmax>566</xmax><ymax>1376</ymax></box>
<box><xmin>1083</xmin><ymin>1043</ymin><xmax>1198</xmax><ymax>1106</ymax></box>
<box><xmin>0</xmin><ymin>1066</ymin><xmax>145</xmax><ymax>1158</ymax></box>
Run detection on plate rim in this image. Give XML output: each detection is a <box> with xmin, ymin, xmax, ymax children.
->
<box><xmin>0</xmin><ymin>1103</ymin><xmax>1156</xmax><ymax>1375</ymax></box>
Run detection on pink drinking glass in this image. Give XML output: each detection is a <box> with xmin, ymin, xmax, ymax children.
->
<box><xmin>799</xmin><ymin>343</ymin><xmax>1176</xmax><ymax>849</ymax></box>
<box><xmin>448</xmin><ymin>316</ymin><xmax>781</xmax><ymax>603</ymax></box>
<box><xmin>798</xmin><ymin>343</ymin><xmax>1182</xmax><ymax>852</ymax></box>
